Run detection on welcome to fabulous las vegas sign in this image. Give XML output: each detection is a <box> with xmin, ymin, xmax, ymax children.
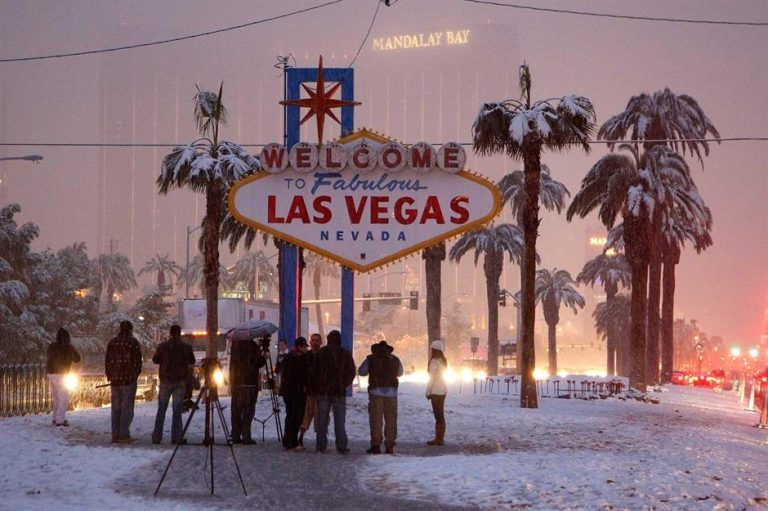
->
<box><xmin>228</xmin><ymin>129</ymin><xmax>501</xmax><ymax>273</ymax></box>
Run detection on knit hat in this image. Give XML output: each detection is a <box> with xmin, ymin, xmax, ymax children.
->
<box><xmin>430</xmin><ymin>340</ymin><xmax>444</xmax><ymax>351</ymax></box>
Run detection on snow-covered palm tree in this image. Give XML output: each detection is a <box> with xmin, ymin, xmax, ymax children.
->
<box><xmin>304</xmin><ymin>252</ymin><xmax>340</xmax><ymax>339</ymax></box>
<box><xmin>599</xmin><ymin>88</ymin><xmax>720</xmax><ymax>164</ymax></box>
<box><xmin>158</xmin><ymin>84</ymin><xmax>257</xmax><ymax>357</ymax></box>
<box><xmin>182</xmin><ymin>255</ymin><xmax>234</xmax><ymax>297</ymax></box>
<box><xmin>93</xmin><ymin>252</ymin><xmax>137</xmax><ymax>311</ymax></box>
<box><xmin>498</xmin><ymin>165</ymin><xmax>570</xmax><ymax>226</ymax></box>
<box><xmin>473</xmin><ymin>63</ymin><xmax>595</xmax><ymax>407</ymax></box>
<box><xmin>568</xmin><ymin>144</ymin><xmax>698</xmax><ymax>390</ymax></box>
<box><xmin>599</xmin><ymin>88</ymin><xmax>718</xmax><ymax>385</ymax></box>
<box><xmin>594</xmin><ymin>294</ymin><xmax>631</xmax><ymax>359</ymax></box>
<box><xmin>232</xmin><ymin>249</ymin><xmax>276</xmax><ymax>300</ymax></box>
<box><xmin>534</xmin><ymin>268</ymin><xmax>585</xmax><ymax>376</ymax></box>
<box><xmin>660</xmin><ymin>202</ymin><xmax>712</xmax><ymax>383</ymax></box>
<box><xmin>138</xmin><ymin>253</ymin><xmax>181</xmax><ymax>291</ymax></box>
<box><xmin>449</xmin><ymin>223</ymin><xmax>527</xmax><ymax>376</ymax></box>
<box><xmin>577</xmin><ymin>253</ymin><xmax>631</xmax><ymax>376</ymax></box>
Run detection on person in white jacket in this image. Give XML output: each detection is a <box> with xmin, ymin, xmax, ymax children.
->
<box><xmin>425</xmin><ymin>340</ymin><xmax>447</xmax><ymax>445</ymax></box>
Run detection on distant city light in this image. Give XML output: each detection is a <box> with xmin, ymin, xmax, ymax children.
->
<box><xmin>749</xmin><ymin>347</ymin><xmax>759</xmax><ymax>358</ymax></box>
<box><xmin>730</xmin><ymin>346</ymin><xmax>741</xmax><ymax>357</ymax></box>
<box><xmin>589</xmin><ymin>237</ymin><xmax>607</xmax><ymax>247</ymax></box>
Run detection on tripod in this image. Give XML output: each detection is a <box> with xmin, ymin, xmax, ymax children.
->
<box><xmin>155</xmin><ymin>358</ymin><xmax>247</xmax><ymax>497</ymax></box>
<box><xmin>253</xmin><ymin>338</ymin><xmax>283</xmax><ymax>443</ymax></box>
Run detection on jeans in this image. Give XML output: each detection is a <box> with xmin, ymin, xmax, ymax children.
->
<box><xmin>152</xmin><ymin>382</ymin><xmax>185</xmax><ymax>443</ymax></box>
<box><xmin>47</xmin><ymin>374</ymin><xmax>69</xmax><ymax>425</ymax></box>
<box><xmin>315</xmin><ymin>395</ymin><xmax>348</xmax><ymax>452</ymax></box>
<box><xmin>368</xmin><ymin>395</ymin><xmax>398</xmax><ymax>448</ymax></box>
<box><xmin>111</xmin><ymin>382</ymin><xmax>137</xmax><ymax>440</ymax></box>
<box><xmin>282</xmin><ymin>392</ymin><xmax>307</xmax><ymax>449</ymax></box>
<box><xmin>231</xmin><ymin>387</ymin><xmax>257</xmax><ymax>442</ymax></box>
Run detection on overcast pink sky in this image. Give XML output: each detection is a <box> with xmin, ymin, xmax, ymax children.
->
<box><xmin>1</xmin><ymin>0</ymin><xmax>766</xmax><ymax>350</ymax></box>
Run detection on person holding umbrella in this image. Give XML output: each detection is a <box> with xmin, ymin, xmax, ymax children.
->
<box><xmin>229</xmin><ymin>331</ymin><xmax>266</xmax><ymax>444</ymax></box>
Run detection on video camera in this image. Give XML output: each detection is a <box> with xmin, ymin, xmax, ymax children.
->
<box><xmin>257</xmin><ymin>335</ymin><xmax>271</xmax><ymax>351</ymax></box>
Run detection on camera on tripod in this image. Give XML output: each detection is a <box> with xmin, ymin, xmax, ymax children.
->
<box><xmin>257</xmin><ymin>335</ymin><xmax>271</xmax><ymax>351</ymax></box>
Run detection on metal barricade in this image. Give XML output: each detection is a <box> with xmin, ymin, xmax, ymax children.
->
<box><xmin>0</xmin><ymin>364</ymin><xmax>52</xmax><ymax>417</ymax></box>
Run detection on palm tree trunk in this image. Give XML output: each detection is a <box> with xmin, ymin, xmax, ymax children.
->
<box><xmin>423</xmin><ymin>242</ymin><xmax>445</xmax><ymax>353</ymax></box>
<box><xmin>646</xmin><ymin>219</ymin><xmax>662</xmax><ymax>386</ymax></box>
<box><xmin>520</xmin><ymin>141</ymin><xmax>542</xmax><ymax>408</ymax></box>
<box><xmin>203</xmin><ymin>180</ymin><xmax>223</xmax><ymax>359</ymax></box>
<box><xmin>623</xmin><ymin>211</ymin><xmax>650</xmax><ymax>391</ymax></box>
<box><xmin>484</xmin><ymin>251</ymin><xmax>502</xmax><ymax>376</ymax></box>
<box><xmin>313</xmin><ymin>267</ymin><xmax>325</xmax><ymax>339</ymax></box>
<box><xmin>547</xmin><ymin>321</ymin><xmax>557</xmax><ymax>376</ymax></box>
<box><xmin>629</xmin><ymin>262</ymin><xmax>648</xmax><ymax>391</ymax></box>
<box><xmin>605</xmin><ymin>283</ymin><xmax>617</xmax><ymax>376</ymax></box>
<box><xmin>660</xmin><ymin>244</ymin><xmax>680</xmax><ymax>383</ymax></box>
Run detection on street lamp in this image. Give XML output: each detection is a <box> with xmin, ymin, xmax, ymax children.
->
<box><xmin>185</xmin><ymin>224</ymin><xmax>203</xmax><ymax>299</ymax></box>
<box><xmin>0</xmin><ymin>154</ymin><xmax>44</xmax><ymax>202</ymax></box>
<box><xmin>0</xmin><ymin>154</ymin><xmax>44</xmax><ymax>163</ymax></box>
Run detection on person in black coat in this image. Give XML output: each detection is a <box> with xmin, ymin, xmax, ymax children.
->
<box><xmin>229</xmin><ymin>334</ymin><xmax>266</xmax><ymax>444</ymax></box>
<box><xmin>46</xmin><ymin>327</ymin><xmax>81</xmax><ymax>427</ymax></box>
<box><xmin>151</xmin><ymin>325</ymin><xmax>195</xmax><ymax>444</ymax></box>
<box><xmin>280</xmin><ymin>336</ymin><xmax>309</xmax><ymax>450</ymax></box>
<box><xmin>314</xmin><ymin>330</ymin><xmax>356</xmax><ymax>453</ymax></box>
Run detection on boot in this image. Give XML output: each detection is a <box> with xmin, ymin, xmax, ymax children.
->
<box><xmin>298</xmin><ymin>429</ymin><xmax>305</xmax><ymax>447</ymax></box>
<box><xmin>427</xmin><ymin>423</ymin><xmax>445</xmax><ymax>446</ymax></box>
<box><xmin>366</xmin><ymin>445</ymin><xmax>381</xmax><ymax>454</ymax></box>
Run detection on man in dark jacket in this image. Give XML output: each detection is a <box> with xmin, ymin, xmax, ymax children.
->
<box><xmin>298</xmin><ymin>332</ymin><xmax>323</xmax><ymax>447</ymax></box>
<box><xmin>105</xmin><ymin>320</ymin><xmax>143</xmax><ymax>443</ymax></box>
<box><xmin>315</xmin><ymin>330</ymin><xmax>356</xmax><ymax>453</ymax></box>
<box><xmin>229</xmin><ymin>334</ymin><xmax>266</xmax><ymax>444</ymax></box>
<box><xmin>46</xmin><ymin>327</ymin><xmax>81</xmax><ymax>427</ymax></box>
<box><xmin>280</xmin><ymin>336</ymin><xmax>309</xmax><ymax>450</ymax></box>
<box><xmin>151</xmin><ymin>325</ymin><xmax>195</xmax><ymax>445</ymax></box>
<box><xmin>358</xmin><ymin>340</ymin><xmax>403</xmax><ymax>454</ymax></box>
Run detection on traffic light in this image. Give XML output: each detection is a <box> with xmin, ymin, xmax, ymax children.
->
<box><xmin>362</xmin><ymin>292</ymin><xmax>371</xmax><ymax>312</ymax></box>
<box><xmin>498</xmin><ymin>289</ymin><xmax>507</xmax><ymax>307</ymax></box>
<box><xmin>409</xmin><ymin>290</ymin><xmax>419</xmax><ymax>310</ymax></box>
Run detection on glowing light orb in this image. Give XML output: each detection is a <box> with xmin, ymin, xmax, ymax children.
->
<box><xmin>63</xmin><ymin>373</ymin><xmax>79</xmax><ymax>392</ymax></box>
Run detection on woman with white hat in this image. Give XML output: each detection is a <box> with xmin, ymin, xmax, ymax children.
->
<box><xmin>425</xmin><ymin>340</ymin><xmax>447</xmax><ymax>445</ymax></box>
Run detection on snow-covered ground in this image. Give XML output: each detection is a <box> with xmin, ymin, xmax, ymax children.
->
<box><xmin>1</xmin><ymin>379</ymin><xmax>767</xmax><ymax>510</ymax></box>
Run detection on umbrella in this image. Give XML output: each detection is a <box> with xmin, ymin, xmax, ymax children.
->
<box><xmin>229</xmin><ymin>319</ymin><xmax>278</xmax><ymax>341</ymax></box>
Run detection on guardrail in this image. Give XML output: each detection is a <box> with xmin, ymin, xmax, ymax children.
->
<box><xmin>1</xmin><ymin>364</ymin><xmax>158</xmax><ymax>417</ymax></box>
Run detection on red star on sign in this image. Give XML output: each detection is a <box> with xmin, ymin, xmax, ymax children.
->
<box><xmin>280</xmin><ymin>56</ymin><xmax>361</xmax><ymax>144</ymax></box>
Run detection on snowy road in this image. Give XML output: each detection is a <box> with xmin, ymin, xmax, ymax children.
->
<box><xmin>1</xmin><ymin>382</ymin><xmax>766</xmax><ymax>510</ymax></box>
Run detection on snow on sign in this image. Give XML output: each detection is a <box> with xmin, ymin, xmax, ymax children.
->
<box><xmin>228</xmin><ymin>129</ymin><xmax>502</xmax><ymax>272</ymax></box>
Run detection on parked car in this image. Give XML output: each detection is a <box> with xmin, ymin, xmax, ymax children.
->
<box><xmin>670</xmin><ymin>370</ymin><xmax>689</xmax><ymax>385</ymax></box>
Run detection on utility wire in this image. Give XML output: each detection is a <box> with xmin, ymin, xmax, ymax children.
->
<box><xmin>462</xmin><ymin>0</ymin><xmax>768</xmax><ymax>27</ymax></box>
<box><xmin>348</xmin><ymin>0</ymin><xmax>383</xmax><ymax>68</ymax></box>
<box><xmin>0</xmin><ymin>0</ymin><xmax>346</xmax><ymax>63</ymax></box>
<box><xmin>2</xmin><ymin>138</ymin><xmax>767</xmax><ymax>149</ymax></box>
